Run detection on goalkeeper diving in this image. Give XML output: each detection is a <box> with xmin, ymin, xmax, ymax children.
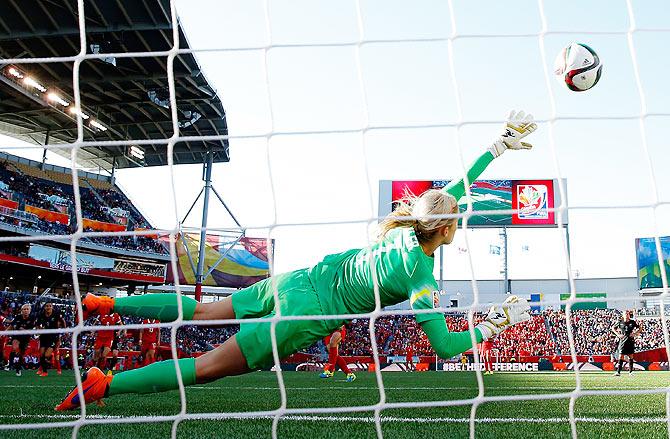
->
<box><xmin>56</xmin><ymin>110</ymin><xmax>537</xmax><ymax>410</ymax></box>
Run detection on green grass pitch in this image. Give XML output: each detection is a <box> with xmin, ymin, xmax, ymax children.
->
<box><xmin>0</xmin><ymin>370</ymin><xmax>669</xmax><ymax>438</ymax></box>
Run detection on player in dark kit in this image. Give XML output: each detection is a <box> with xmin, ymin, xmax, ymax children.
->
<box><xmin>108</xmin><ymin>329</ymin><xmax>125</xmax><ymax>371</ymax></box>
<box><xmin>0</xmin><ymin>314</ymin><xmax>7</xmax><ymax>369</ymax></box>
<box><xmin>7</xmin><ymin>304</ymin><xmax>35</xmax><ymax>377</ymax></box>
<box><xmin>612</xmin><ymin>310</ymin><xmax>640</xmax><ymax>376</ymax></box>
<box><xmin>36</xmin><ymin>302</ymin><xmax>66</xmax><ymax>377</ymax></box>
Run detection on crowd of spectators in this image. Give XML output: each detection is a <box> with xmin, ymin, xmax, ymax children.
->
<box><xmin>0</xmin><ymin>162</ymin><xmax>69</xmax><ymax>211</ymax></box>
<box><xmin>329</xmin><ymin>309</ymin><xmax>666</xmax><ymax>359</ymax></box>
<box><xmin>79</xmin><ymin>189</ymin><xmax>112</xmax><ymax>223</ymax></box>
<box><xmin>546</xmin><ymin>308</ymin><xmax>666</xmax><ymax>356</ymax></box>
<box><xmin>338</xmin><ymin>318</ymin><xmax>374</xmax><ymax>356</ymax></box>
<box><xmin>386</xmin><ymin>316</ymin><xmax>433</xmax><ymax>356</ymax></box>
<box><xmin>97</xmin><ymin>189</ymin><xmax>149</xmax><ymax>229</ymax></box>
<box><xmin>0</xmin><ymin>211</ymin><xmax>69</xmax><ymax>235</ymax></box>
<box><xmin>0</xmin><ymin>161</ymin><xmax>166</xmax><ymax>255</ymax></box>
<box><xmin>494</xmin><ymin>314</ymin><xmax>555</xmax><ymax>358</ymax></box>
<box><xmin>1</xmin><ymin>290</ymin><xmax>669</xmax><ymax>360</ymax></box>
<box><xmin>83</xmin><ymin>227</ymin><xmax>167</xmax><ymax>254</ymax></box>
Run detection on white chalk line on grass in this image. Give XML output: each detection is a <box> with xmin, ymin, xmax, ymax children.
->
<box><xmin>0</xmin><ymin>414</ymin><xmax>667</xmax><ymax>424</ymax></box>
<box><xmin>0</xmin><ymin>385</ymin><xmax>665</xmax><ymax>392</ymax></box>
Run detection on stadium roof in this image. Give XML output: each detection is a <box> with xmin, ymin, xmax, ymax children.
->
<box><xmin>0</xmin><ymin>0</ymin><xmax>229</xmax><ymax>170</ymax></box>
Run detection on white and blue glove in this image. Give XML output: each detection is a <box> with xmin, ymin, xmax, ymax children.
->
<box><xmin>476</xmin><ymin>295</ymin><xmax>532</xmax><ymax>340</ymax></box>
<box><xmin>488</xmin><ymin>110</ymin><xmax>538</xmax><ymax>158</ymax></box>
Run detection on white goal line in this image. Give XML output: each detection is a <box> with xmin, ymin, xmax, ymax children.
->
<box><xmin>0</xmin><ymin>413</ymin><xmax>667</xmax><ymax>425</ymax></box>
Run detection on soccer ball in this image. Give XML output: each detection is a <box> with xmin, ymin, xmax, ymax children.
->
<box><xmin>554</xmin><ymin>42</ymin><xmax>603</xmax><ymax>92</ymax></box>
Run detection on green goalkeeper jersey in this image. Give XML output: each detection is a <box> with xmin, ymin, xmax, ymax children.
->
<box><xmin>308</xmin><ymin>226</ymin><xmax>442</xmax><ymax>323</ymax></box>
<box><xmin>308</xmin><ymin>149</ymin><xmax>495</xmax><ymax>323</ymax></box>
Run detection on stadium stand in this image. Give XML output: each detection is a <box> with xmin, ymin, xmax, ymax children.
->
<box><xmin>0</xmin><ymin>153</ymin><xmax>167</xmax><ymax>255</ymax></box>
<box><xmin>2</xmin><ymin>289</ymin><xmax>666</xmax><ymax>371</ymax></box>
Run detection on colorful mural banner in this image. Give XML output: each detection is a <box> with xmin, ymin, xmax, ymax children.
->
<box><xmin>83</xmin><ymin>218</ymin><xmax>126</xmax><ymax>232</ymax></box>
<box><xmin>25</xmin><ymin>204</ymin><xmax>69</xmax><ymax>225</ymax></box>
<box><xmin>167</xmin><ymin>234</ymin><xmax>271</xmax><ymax>288</ymax></box>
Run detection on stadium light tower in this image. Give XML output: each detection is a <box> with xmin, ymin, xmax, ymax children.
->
<box><xmin>194</xmin><ymin>150</ymin><xmax>214</xmax><ymax>300</ymax></box>
<box><xmin>180</xmin><ymin>149</ymin><xmax>242</xmax><ymax>302</ymax></box>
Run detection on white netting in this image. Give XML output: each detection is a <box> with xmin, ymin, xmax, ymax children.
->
<box><xmin>1</xmin><ymin>0</ymin><xmax>669</xmax><ymax>438</ymax></box>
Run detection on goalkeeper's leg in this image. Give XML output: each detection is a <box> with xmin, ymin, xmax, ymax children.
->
<box><xmin>56</xmin><ymin>311</ymin><xmax>331</xmax><ymax>411</ymax></box>
<box><xmin>58</xmin><ymin>270</ymin><xmax>331</xmax><ymax>410</ymax></box>
<box><xmin>81</xmin><ymin>273</ymin><xmax>286</xmax><ymax>323</ymax></box>
<box><xmin>56</xmin><ymin>335</ymin><xmax>250</xmax><ymax>410</ymax></box>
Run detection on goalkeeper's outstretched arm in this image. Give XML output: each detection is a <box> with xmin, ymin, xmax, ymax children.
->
<box><xmin>442</xmin><ymin>110</ymin><xmax>537</xmax><ymax>201</ymax></box>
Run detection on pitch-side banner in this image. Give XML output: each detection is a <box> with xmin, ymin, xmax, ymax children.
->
<box><xmin>441</xmin><ymin>362</ymin><xmax>539</xmax><ymax>372</ymax></box>
<box><xmin>378</xmin><ymin>178</ymin><xmax>567</xmax><ymax>227</ymax></box>
<box><xmin>167</xmin><ymin>234</ymin><xmax>272</xmax><ymax>288</ymax></box>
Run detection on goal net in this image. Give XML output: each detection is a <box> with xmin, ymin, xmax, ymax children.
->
<box><xmin>1</xmin><ymin>0</ymin><xmax>669</xmax><ymax>438</ymax></box>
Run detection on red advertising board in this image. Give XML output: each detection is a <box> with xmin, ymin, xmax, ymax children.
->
<box><xmin>83</xmin><ymin>218</ymin><xmax>126</xmax><ymax>232</ymax></box>
<box><xmin>0</xmin><ymin>197</ymin><xmax>18</xmax><ymax>209</ymax></box>
<box><xmin>25</xmin><ymin>204</ymin><xmax>69</xmax><ymax>225</ymax></box>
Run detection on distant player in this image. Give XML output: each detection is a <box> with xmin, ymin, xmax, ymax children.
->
<box><xmin>139</xmin><ymin>319</ymin><xmax>160</xmax><ymax>367</ymax></box>
<box><xmin>52</xmin><ymin>323</ymin><xmax>64</xmax><ymax>375</ymax></box>
<box><xmin>405</xmin><ymin>344</ymin><xmax>415</xmax><ymax>371</ymax></box>
<box><xmin>92</xmin><ymin>313</ymin><xmax>123</xmax><ymax>371</ymax></box>
<box><xmin>0</xmin><ymin>314</ymin><xmax>7</xmax><ymax>369</ymax></box>
<box><xmin>319</xmin><ymin>325</ymin><xmax>356</xmax><ymax>382</ymax></box>
<box><xmin>108</xmin><ymin>329</ymin><xmax>126</xmax><ymax>371</ymax></box>
<box><xmin>36</xmin><ymin>302</ymin><xmax>66</xmax><ymax>377</ymax></box>
<box><xmin>7</xmin><ymin>304</ymin><xmax>34</xmax><ymax>377</ymax></box>
<box><xmin>612</xmin><ymin>310</ymin><xmax>640</xmax><ymax>376</ymax></box>
<box><xmin>480</xmin><ymin>337</ymin><xmax>494</xmax><ymax>374</ymax></box>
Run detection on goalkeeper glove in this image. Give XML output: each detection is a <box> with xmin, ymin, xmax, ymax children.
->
<box><xmin>488</xmin><ymin>110</ymin><xmax>537</xmax><ymax>158</ymax></box>
<box><xmin>476</xmin><ymin>295</ymin><xmax>531</xmax><ymax>340</ymax></box>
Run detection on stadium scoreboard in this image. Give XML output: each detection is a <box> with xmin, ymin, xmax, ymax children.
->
<box><xmin>378</xmin><ymin>178</ymin><xmax>567</xmax><ymax>228</ymax></box>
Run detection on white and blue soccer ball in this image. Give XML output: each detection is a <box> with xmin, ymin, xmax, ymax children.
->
<box><xmin>554</xmin><ymin>42</ymin><xmax>603</xmax><ymax>92</ymax></box>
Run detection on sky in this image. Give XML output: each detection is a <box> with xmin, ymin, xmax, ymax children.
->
<box><xmin>1</xmin><ymin>0</ymin><xmax>669</xmax><ymax>283</ymax></box>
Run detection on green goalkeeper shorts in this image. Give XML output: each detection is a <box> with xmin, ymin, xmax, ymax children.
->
<box><xmin>232</xmin><ymin>268</ymin><xmax>343</xmax><ymax>370</ymax></box>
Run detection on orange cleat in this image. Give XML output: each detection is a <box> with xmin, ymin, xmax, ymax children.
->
<box><xmin>55</xmin><ymin>367</ymin><xmax>112</xmax><ymax>411</ymax></box>
<box><xmin>81</xmin><ymin>294</ymin><xmax>115</xmax><ymax>321</ymax></box>
<box><xmin>38</xmin><ymin>370</ymin><xmax>48</xmax><ymax>377</ymax></box>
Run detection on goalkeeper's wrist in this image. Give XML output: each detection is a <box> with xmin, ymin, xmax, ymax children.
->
<box><xmin>476</xmin><ymin>321</ymin><xmax>502</xmax><ymax>341</ymax></box>
<box><xmin>488</xmin><ymin>139</ymin><xmax>506</xmax><ymax>158</ymax></box>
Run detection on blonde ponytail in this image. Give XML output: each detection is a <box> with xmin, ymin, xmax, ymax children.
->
<box><xmin>378</xmin><ymin>189</ymin><xmax>458</xmax><ymax>243</ymax></box>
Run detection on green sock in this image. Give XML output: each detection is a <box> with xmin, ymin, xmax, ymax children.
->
<box><xmin>113</xmin><ymin>294</ymin><xmax>197</xmax><ymax>321</ymax></box>
<box><xmin>108</xmin><ymin>358</ymin><xmax>197</xmax><ymax>396</ymax></box>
